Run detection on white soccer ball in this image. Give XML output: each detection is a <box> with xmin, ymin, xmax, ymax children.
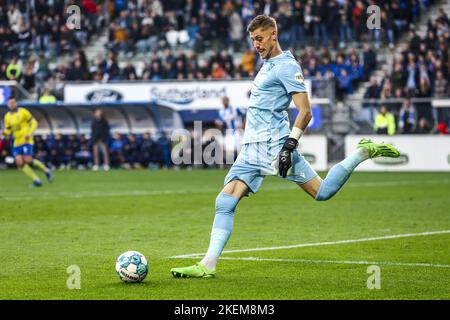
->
<box><xmin>115</xmin><ymin>250</ymin><xmax>148</xmax><ymax>283</ymax></box>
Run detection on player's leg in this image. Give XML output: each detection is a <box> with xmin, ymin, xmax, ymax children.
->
<box><xmin>19</xmin><ymin>155</ymin><xmax>42</xmax><ymax>187</ymax></box>
<box><xmin>170</xmin><ymin>180</ymin><xmax>249</xmax><ymax>278</ymax></box>
<box><xmin>92</xmin><ymin>142</ymin><xmax>100</xmax><ymax>170</ymax></box>
<box><xmin>171</xmin><ymin>142</ymin><xmax>266</xmax><ymax>278</ymax></box>
<box><xmin>32</xmin><ymin>157</ymin><xmax>54</xmax><ymax>183</ymax></box>
<box><xmin>299</xmin><ymin>138</ymin><xmax>400</xmax><ymax>200</ymax></box>
<box><xmin>200</xmin><ymin>180</ymin><xmax>248</xmax><ymax>268</ymax></box>
<box><xmin>100</xmin><ymin>142</ymin><xmax>110</xmax><ymax>171</ymax></box>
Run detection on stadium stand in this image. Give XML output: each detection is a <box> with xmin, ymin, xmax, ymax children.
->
<box><xmin>1</xmin><ymin>0</ymin><xmax>449</xmax><ymax>169</ymax></box>
<box><xmin>1</xmin><ymin>0</ymin><xmax>426</xmax><ymax>97</ymax></box>
<box><xmin>354</xmin><ymin>1</ymin><xmax>450</xmax><ymax>135</ymax></box>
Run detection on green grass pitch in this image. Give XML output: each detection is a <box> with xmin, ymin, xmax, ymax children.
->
<box><xmin>0</xmin><ymin>169</ymin><xmax>449</xmax><ymax>300</ymax></box>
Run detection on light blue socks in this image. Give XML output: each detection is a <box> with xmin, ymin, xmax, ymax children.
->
<box><xmin>204</xmin><ymin>192</ymin><xmax>239</xmax><ymax>259</ymax></box>
<box><xmin>315</xmin><ymin>149</ymin><xmax>369</xmax><ymax>201</ymax></box>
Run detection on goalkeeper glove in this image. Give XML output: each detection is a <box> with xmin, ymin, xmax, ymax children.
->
<box><xmin>278</xmin><ymin>137</ymin><xmax>298</xmax><ymax>178</ymax></box>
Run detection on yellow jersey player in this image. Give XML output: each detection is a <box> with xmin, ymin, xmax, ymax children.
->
<box><xmin>2</xmin><ymin>97</ymin><xmax>54</xmax><ymax>187</ymax></box>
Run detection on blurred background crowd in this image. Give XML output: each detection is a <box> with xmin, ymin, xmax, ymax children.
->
<box><xmin>0</xmin><ymin>0</ymin><xmax>449</xmax><ymax>169</ymax></box>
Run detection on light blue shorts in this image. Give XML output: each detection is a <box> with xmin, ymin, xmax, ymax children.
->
<box><xmin>224</xmin><ymin>139</ymin><xmax>318</xmax><ymax>195</ymax></box>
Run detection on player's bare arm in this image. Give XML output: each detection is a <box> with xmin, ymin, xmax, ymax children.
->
<box><xmin>291</xmin><ymin>92</ymin><xmax>312</xmax><ymax>132</ymax></box>
<box><xmin>278</xmin><ymin>93</ymin><xmax>312</xmax><ymax>178</ymax></box>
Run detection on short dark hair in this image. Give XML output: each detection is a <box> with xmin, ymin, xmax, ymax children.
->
<box><xmin>247</xmin><ymin>15</ymin><xmax>277</xmax><ymax>33</ymax></box>
<box><xmin>7</xmin><ymin>96</ymin><xmax>15</xmax><ymax>101</ymax></box>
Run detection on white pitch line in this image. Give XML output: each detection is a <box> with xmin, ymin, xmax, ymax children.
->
<box><xmin>0</xmin><ymin>189</ymin><xmax>189</xmax><ymax>201</ymax></box>
<box><xmin>217</xmin><ymin>257</ymin><xmax>450</xmax><ymax>269</ymax></box>
<box><xmin>168</xmin><ymin>230</ymin><xmax>450</xmax><ymax>259</ymax></box>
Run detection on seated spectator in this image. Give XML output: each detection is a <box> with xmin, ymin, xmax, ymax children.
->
<box><xmin>34</xmin><ymin>135</ymin><xmax>49</xmax><ymax>165</ymax></box>
<box><xmin>414</xmin><ymin>117</ymin><xmax>432</xmax><ymax>134</ymax></box>
<box><xmin>74</xmin><ymin>134</ymin><xmax>92</xmax><ymax>169</ymax></box>
<box><xmin>109</xmin><ymin>133</ymin><xmax>126</xmax><ymax>168</ymax></box>
<box><xmin>22</xmin><ymin>59</ymin><xmax>36</xmax><ymax>92</ymax></box>
<box><xmin>336</xmin><ymin>68</ymin><xmax>353</xmax><ymax>100</ymax></box>
<box><xmin>103</xmin><ymin>51</ymin><xmax>120</xmax><ymax>81</ymax></box>
<box><xmin>390</xmin><ymin>63</ymin><xmax>407</xmax><ymax>93</ymax></box>
<box><xmin>363</xmin><ymin>77</ymin><xmax>381</xmax><ymax>115</ymax></box>
<box><xmin>374</xmin><ymin>105</ymin><xmax>396</xmax><ymax>135</ymax></box>
<box><xmin>436</xmin><ymin>122</ymin><xmax>449</xmax><ymax>134</ymax></box>
<box><xmin>148</xmin><ymin>60</ymin><xmax>163</xmax><ymax>80</ymax></box>
<box><xmin>415</xmin><ymin>76</ymin><xmax>434</xmax><ymax>126</ymax></box>
<box><xmin>64</xmin><ymin>134</ymin><xmax>80</xmax><ymax>169</ymax></box>
<box><xmin>66</xmin><ymin>58</ymin><xmax>90</xmax><ymax>81</ymax></box>
<box><xmin>108</xmin><ymin>18</ymin><xmax>129</xmax><ymax>54</ymax></box>
<box><xmin>123</xmin><ymin>134</ymin><xmax>141</xmax><ymax>169</ymax></box>
<box><xmin>17</xmin><ymin>23</ymin><xmax>31</xmax><ymax>57</ymax></box>
<box><xmin>240</xmin><ymin>49</ymin><xmax>255</xmax><ymax>76</ymax></box>
<box><xmin>210</xmin><ymin>62</ymin><xmax>228</xmax><ymax>79</ymax></box>
<box><xmin>140</xmin><ymin>132</ymin><xmax>162</xmax><ymax>168</ymax></box>
<box><xmin>122</xmin><ymin>62</ymin><xmax>137</xmax><ymax>80</ymax></box>
<box><xmin>433</xmin><ymin>70</ymin><xmax>450</xmax><ymax>124</ymax></box>
<box><xmin>6</xmin><ymin>56</ymin><xmax>21</xmax><ymax>81</ymax></box>
<box><xmin>348</xmin><ymin>58</ymin><xmax>363</xmax><ymax>87</ymax></box>
<box><xmin>398</xmin><ymin>99</ymin><xmax>416</xmax><ymax>134</ymax></box>
<box><xmin>59</xmin><ymin>24</ymin><xmax>76</xmax><ymax>53</ymax></box>
<box><xmin>7</xmin><ymin>4</ymin><xmax>22</xmax><ymax>34</ymax></box>
<box><xmin>48</xmin><ymin>133</ymin><xmax>66</xmax><ymax>169</ymax></box>
<box><xmin>380</xmin><ymin>79</ymin><xmax>394</xmax><ymax>99</ymax></box>
<box><xmin>391</xmin><ymin>87</ymin><xmax>406</xmax><ymax>112</ymax></box>
<box><xmin>186</xmin><ymin>16</ymin><xmax>201</xmax><ymax>50</ymax></box>
<box><xmin>362</xmin><ymin>44</ymin><xmax>377</xmax><ymax>80</ymax></box>
<box><xmin>405</xmin><ymin>59</ymin><xmax>419</xmax><ymax>97</ymax></box>
<box><xmin>364</xmin><ymin>76</ymin><xmax>381</xmax><ymax>100</ymax></box>
<box><xmin>39</xmin><ymin>88</ymin><xmax>57</xmax><ymax>104</ymax></box>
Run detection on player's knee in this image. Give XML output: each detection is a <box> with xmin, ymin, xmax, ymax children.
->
<box><xmin>315</xmin><ymin>193</ymin><xmax>331</xmax><ymax>201</ymax></box>
<box><xmin>314</xmin><ymin>184</ymin><xmax>340</xmax><ymax>201</ymax></box>
<box><xmin>16</xmin><ymin>160</ymin><xmax>24</xmax><ymax>168</ymax></box>
<box><xmin>314</xmin><ymin>183</ymin><xmax>332</xmax><ymax>201</ymax></box>
<box><xmin>215</xmin><ymin>192</ymin><xmax>239</xmax><ymax>216</ymax></box>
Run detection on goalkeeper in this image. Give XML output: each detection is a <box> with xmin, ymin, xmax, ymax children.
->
<box><xmin>2</xmin><ymin>97</ymin><xmax>53</xmax><ymax>187</ymax></box>
<box><xmin>171</xmin><ymin>15</ymin><xmax>400</xmax><ymax>278</ymax></box>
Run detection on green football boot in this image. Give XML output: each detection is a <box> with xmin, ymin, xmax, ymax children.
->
<box><xmin>171</xmin><ymin>263</ymin><xmax>216</xmax><ymax>278</ymax></box>
<box><xmin>357</xmin><ymin>138</ymin><xmax>400</xmax><ymax>159</ymax></box>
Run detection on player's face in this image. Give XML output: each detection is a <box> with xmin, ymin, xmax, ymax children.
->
<box><xmin>250</xmin><ymin>27</ymin><xmax>277</xmax><ymax>60</ymax></box>
<box><xmin>7</xmin><ymin>99</ymin><xmax>17</xmax><ymax>111</ymax></box>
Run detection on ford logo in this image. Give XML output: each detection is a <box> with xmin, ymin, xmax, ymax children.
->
<box><xmin>86</xmin><ymin>89</ymin><xmax>123</xmax><ymax>102</ymax></box>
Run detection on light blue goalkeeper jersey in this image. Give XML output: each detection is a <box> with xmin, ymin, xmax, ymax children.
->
<box><xmin>242</xmin><ymin>50</ymin><xmax>307</xmax><ymax>144</ymax></box>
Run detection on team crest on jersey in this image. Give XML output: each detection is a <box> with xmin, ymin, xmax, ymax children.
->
<box><xmin>294</xmin><ymin>72</ymin><xmax>304</xmax><ymax>84</ymax></box>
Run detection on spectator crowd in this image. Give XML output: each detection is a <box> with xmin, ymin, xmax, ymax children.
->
<box><xmin>365</xmin><ymin>6</ymin><xmax>450</xmax><ymax>135</ymax></box>
<box><xmin>0</xmin><ymin>132</ymin><xmax>173</xmax><ymax>170</ymax></box>
<box><xmin>1</xmin><ymin>0</ymin><xmax>448</xmax><ymax>138</ymax></box>
<box><xmin>373</xmin><ymin>98</ymin><xmax>449</xmax><ymax>135</ymax></box>
<box><xmin>1</xmin><ymin>0</ymin><xmax>437</xmax><ymax>101</ymax></box>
